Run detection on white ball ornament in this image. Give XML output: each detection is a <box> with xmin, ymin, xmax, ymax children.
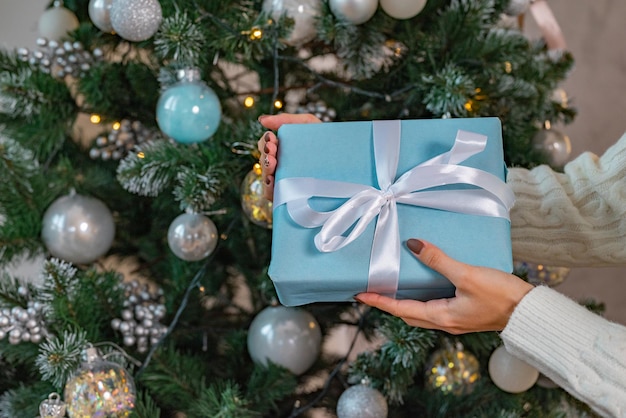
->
<box><xmin>38</xmin><ymin>1</ymin><xmax>80</xmax><ymax>41</ymax></box>
<box><xmin>247</xmin><ymin>305</ymin><xmax>322</xmax><ymax>375</ymax></box>
<box><xmin>329</xmin><ymin>0</ymin><xmax>379</xmax><ymax>25</ymax></box>
<box><xmin>41</xmin><ymin>193</ymin><xmax>115</xmax><ymax>265</ymax></box>
<box><xmin>337</xmin><ymin>384</ymin><xmax>388</xmax><ymax>418</ymax></box>
<box><xmin>167</xmin><ymin>213</ymin><xmax>219</xmax><ymax>261</ymax></box>
<box><xmin>88</xmin><ymin>0</ymin><xmax>115</xmax><ymax>33</ymax></box>
<box><xmin>262</xmin><ymin>0</ymin><xmax>322</xmax><ymax>46</ymax></box>
<box><xmin>504</xmin><ymin>0</ymin><xmax>531</xmax><ymax>16</ymax></box>
<box><xmin>110</xmin><ymin>0</ymin><xmax>163</xmax><ymax>42</ymax></box>
<box><xmin>488</xmin><ymin>345</ymin><xmax>539</xmax><ymax>393</ymax></box>
<box><xmin>379</xmin><ymin>0</ymin><xmax>427</xmax><ymax>19</ymax></box>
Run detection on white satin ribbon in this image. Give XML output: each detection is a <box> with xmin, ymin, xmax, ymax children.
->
<box><xmin>274</xmin><ymin>120</ymin><xmax>515</xmax><ymax>297</ymax></box>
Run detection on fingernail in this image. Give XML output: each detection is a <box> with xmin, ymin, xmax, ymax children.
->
<box><xmin>353</xmin><ymin>294</ymin><xmax>363</xmax><ymax>303</ymax></box>
<box><xmin>406</xmin><ymin>239</ymin><xmax>424</xmax><ymax>255</ymax></box>
<box><xmin>263</xmin><ymin>131</ymin><xmax>271</xmax><ymax>142</ymax></box>
<box><xmin>265</xmin><ymin>176</ymin><xmax>272</xmax><ymax>185</ymax></box>
<box><xmin>263</xmin><ymin>144</ymin><xmax>269</xmax><ymax>153</ymax></box>
<box><xmin>258</xmin><ymin>114</ymin><xmax>269</xmax><ymax>122</ymax></box>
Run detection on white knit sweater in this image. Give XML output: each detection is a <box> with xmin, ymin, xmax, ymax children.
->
<box><xmin>501</xmin><ymin>131</ymin><xmax>626</xmax><ymax>417</ymax></box>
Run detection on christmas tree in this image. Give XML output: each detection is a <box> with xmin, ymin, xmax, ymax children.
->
<box><xmin>0</xmin><ymin>0</ymin><xmax>597</xmax><ymax>416</ymax></box>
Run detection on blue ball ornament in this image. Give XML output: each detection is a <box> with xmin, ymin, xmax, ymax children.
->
<box><xmin>156</xmin><ymin>68</ymin><xmax>222</xmax><ymax>144</ymax></box>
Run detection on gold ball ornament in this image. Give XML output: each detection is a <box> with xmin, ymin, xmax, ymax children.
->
<box><xmin>425</xmin><ymin>342</ymin><xmax>481</xmax><ymax>395</ymax></box>
<box><xmin>241</xmin><ymin>164</ymin><xmax>273</xmax><ymax>228</ymax></box>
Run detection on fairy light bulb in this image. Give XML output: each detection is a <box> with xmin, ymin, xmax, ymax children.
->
<box><xmin>273</xmin><ymin>99</ymin><xmax>283</xmax><ymax>110</ymax></box>
<box><xmin>244</xmin><ymin>96</ymin><xmax>255</xmax><ymax>108</ymax></box>
<box><xmin>89</xmin><ymin>114</ymin><xmax>101</xmax><ymax>124</ymax></box>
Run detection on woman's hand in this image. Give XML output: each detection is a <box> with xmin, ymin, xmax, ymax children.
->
<box><xmin>257</xmin><ymin>113</ymin><xmax>321</xmax><ymax>201</ymax></box>
<box><xmin>355</xmin><ymin>239</ymin><xmax>534</xmax><ymax>334</ymax></box>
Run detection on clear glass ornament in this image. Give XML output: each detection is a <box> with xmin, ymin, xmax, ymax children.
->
<box><xmin>156</xmin><ymin>68</ymin><xmax>222</xmax><ymax>144</ymax></box>
<box><xmin>425</xmin><ymin>341</ymin><xmax>480</xmax><ymax>395</ymax></box>
<box><xmin>262</xmin><ymin>0</ymin><xmax>321</xmax><ymax>45</ymax></box>
<box><xmin>247</xmin><ymin>305</ymin><xmax>321</xmax><ymax>375</ymax></box>
<box><xmin>167</xmin><ymin>212</ymin><xmax>219</xmax><ymax>261</ymax></box>
<box><xmin>64</xmin><ymin>347</ymin><xmax>136</xmax><ymax>417</ymax></box>
<box><xmin>88</xmin><ymin>0</ymin><xmax>114</xmax><ymax>33</ymax></box>
<box><xmin>240</xmin><ymin>165</ymin><xmax>273</xmax><ymax>229</ymax></box>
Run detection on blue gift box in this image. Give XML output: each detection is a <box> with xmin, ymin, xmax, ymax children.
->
<box><xmin>268</xmin><ymin>118</ymin><xmax>513</xmax><ymax>306</ymax></box>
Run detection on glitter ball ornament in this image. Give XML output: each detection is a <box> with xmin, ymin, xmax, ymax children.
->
<box><xmin>41</xmin><ymin>192</ymin><xmax>115</xmax><ymax>265</ymax></box>
<box><xmin>241</xmin><ymin>165</ymin><xmax>272</xmax><ymax>229</ymax></box>
<box><xmin>247</xmin><ymin>305</ymin><xmax>322</xmax><ymax>375</ymax></box>
<box><xmin>532</xmin><ymin>127</ymin><xmax>572</xmax><ymax>168</ymax></box>
<box><xmin>64</xmin><ymin>347</ymin><xmax>136</xmax><ymax>417</ymax></box>
<box><xmin>156</xmin><ymin>68</ymin><xmax>222</xmax><ymax>144</ymax></box>
<box><xmin>110</xmin><ymin>0</ymin><xmax>163</xmax><ymax>42</ymax></box>
<box><xmin>425</xmin><ymin>342</ymin><xmax>480</xmax><ymax>395</ymax></box>
<box><xmin>336</xmin><ymin>384</ymin><xmax>388</xmax><ymax>418</ymax></box>
<box><xmin>39</xmin><ymin>392</ymin><xmax>67</xmax><ymax>418</ymax></box>
<box><xmin>513</xmin><ymin>260</ymin><xmax>570</xmax><ymax>287</ymax></box>
<box><xmin>89</xmin><ymin>119</ymin><xmax>158</xmax><ymax>161</ymax></box>
<box><xmin>89</xmin><ymin>0</ymin><xmax>115</xmax><ymax>33</ymax></box>
<box><xmin>262</xmin><ymin>0</ymin><xmax>321</xmax><ymax>45</ymax></box>
<box><xmin>167</xmin><ymin>213</ymin><xmax>219</xmax><ymax>261</ymax></box>
<box><xmin>296</xmin><ymin>100</ymin><xmax>337</xmax><ymax>122</ymax></box>
<box><xmin>111</xmin><ymin>280</ymin><xmax>167</xmax><ymax>353</ymax></box>
<box><xmin>38</xmin><ymin>1</ymin><xmax>79</xmax><ymax>41</ymax></box>
<box><xmin>380</xmin><ymin>0</ymin><xmax>427</xmax><ymax>19</ymax></box>
<box><xmin>488</xmin><ymin>345</ymin><xmax>539</xmax><ymax>393</ymax></box>
<box><xmin>329</xmin><ymin>0</ymin><xmax>379</xmax><ymax>25</ymax></box>
<box><xmin>0</xmin><ymin>296</ymin><xmax>48</xmax><ymax>345</ymax></box>
<box><xmin>17</xmin><ymin>38</ymin><xmax>104</xmax><ymax>79</ymax></box>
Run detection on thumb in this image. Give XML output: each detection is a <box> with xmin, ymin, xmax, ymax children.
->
<box><xmin>258</xmin><ymin>113</ymin><xmax>321</xmax><ymax>131</ymax></box>
<box><xmin>406</xmin><ymin>239</ymin><xmax>469</xmax><ymax>287</ymax></box>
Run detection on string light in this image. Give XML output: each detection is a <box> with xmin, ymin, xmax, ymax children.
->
<box><xmin>243</xmin><ymin>96</ymin><xmax>255</xmax><ymax>108</ymax></box>
<box><xmin>273</xmin><ymin>99</ymin><xmax>283</xmax><ymax>110</ymax></box>
<box><xmin>89</xmin><ymin>114</ymin><xmax>101</xmax><ymax>124</ymax></box>
<box><xmin>137</xmin><ymin>152</ymin><xmax>145</xmax><ymax>159</ymax></box>
<box><xmin>249</xmin><ymin>27</ymin><xmax>263</xmax><ymax>40</ymax></box>
<box><xmin>112</xmin><ymin>121</ymin><xmax>121</xmax><ymax>130</ymax></box>
<box><xmin>504</xmin><ymin>61</ymin><xmax>512</xmax><ymax>73</ymax></box>
<box><xmin>252</xmin><ymin>162</ymin><xmax>262</xmax><ymax>175</ymax></box>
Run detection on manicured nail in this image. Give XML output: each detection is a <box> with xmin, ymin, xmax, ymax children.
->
<box><xmin>265</xmin><ymin>176</ymin><xmax>272</xmax><ymax>185</ymax></box>
<box><xmin>258</xmin><ymin>114</ymin><xmax>269</xmax><ymax>122</ymax></box>
<box><xmin>263</xmin><ymin>131</ymin><xmax>271</xmax><ymax>142</ymax></box>
<box><xmin>263</xmin><ymin>144</ymin><xmax>269</xmax><ymax>153</ymax></box>
<box><xmin>406</xmin><ymin>239</ymin><xmax>424</xmax><ymax>255</ymax></box>
<box><xmin>353</xmin><ymin>295</ymin><xmax>363</xmax><ymax>303</ymax></box>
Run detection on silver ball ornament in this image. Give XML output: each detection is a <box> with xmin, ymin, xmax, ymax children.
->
<box><xmin>247</xmin><ymin>306</ymin><xmax>322</xmax><ymax>375</ymax></box>
<box><xmin>110</xmin><ymin>0</ymin><xmax>163</xmax><ymax>42</ymax></box>
<box><xmin>88</xmin><ymin>0</ymin><xmax>115</xmax><ymax>33</ymax></box>
<box><xmin>379</xmin><ymin>0</ymin><xmax>427</xmax><ymax>19</ymax></box>
<box><xmin>41</xmin><ymin>193</ymin><xmax>115</xmax><ymax>265</ymax></box>
<box><xmin>38</xmin><ymin>3</ymin><xmax>79</xmax><ymax>41</ymax></box>
<box><xmin>262</xmin><ymin>0</ymin><xmax>321</xmax><ymax>45</ymax></box>
<box><xmin>488</xmin><ymin>345</ymin><xmax>539</xmax><ymax>393</ymax></box>
<box><xmin>532</xmin><ymin>127</ymin><xmax>572</xmax><ymax>168</ymax></box>
<box><xmin>504</xmin><ymin>0</ymin><xmax>531</xmax><ymax>16</ymax></box>
<box><xmin>167</xmin><ymin>213</ymin><xmax>219</xmax><ymax>261</ymax></box>
<box><xmin>336</xmin><ymin>384</ymin><xmax>388</xmax><ymax>418</ymax></box>
<box><xmin>329</xmin><ymin>0</ymin><xmax>379</xmax><ymax>25</ymax></box>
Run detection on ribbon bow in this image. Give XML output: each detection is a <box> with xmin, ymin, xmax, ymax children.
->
<box><xmin>274</xmin><ymin>120</ymin><xmax>515</xmax><ymax>298</ymax></box>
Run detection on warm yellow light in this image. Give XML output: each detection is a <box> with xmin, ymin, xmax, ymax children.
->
<box><xmin>504</xmin><ymin>61</ymin><xmax>512</xmax><ymax>73</ymax></box>
<box><xmin>112</xmin><ymin>121</ymin><xmax>121</xmax><ymax>130</ymax></box>
<box><xmin>273</xmin><ymin>99</ymin><xmax>283</xmax><ymax>109</ymax></box>
<box><xmin>137</xmin><ymin>152</ymin><xmax>145</xmax><ymax>159</ymax></box>
<box><xmin>249</xmin><ymin>27</ymin><xmax>263</xmax><ymax>40</ymax></box>
<box><xmin>253</xmin><ymin>162</ymin><xmax>262</xmax><ymax>175</ymax></box>
<box><xmin>90</xmin><ymin>114</ymin><xmax>101</xmax><ymax>124</ymax></box>
<box><xmin>244</xmin><ymin>96</ymin><xmax>255</xmax><ymax>108</ymax></box>
<box><xmin>464</xmin><ymin>100</ymin><xmax>474</xmax><ymax>112</ymax></box>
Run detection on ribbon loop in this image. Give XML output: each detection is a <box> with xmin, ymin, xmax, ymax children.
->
<box><xmin>274</xmin><ymin>121</ymin><xmax>514</xmax><ymax>298</ymax></box>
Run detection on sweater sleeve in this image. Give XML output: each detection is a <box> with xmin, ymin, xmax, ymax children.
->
<box><xmin>501</xmin><ymin>286</ymin><xmax>626</xmax><ymax>418</ymax></box>
<box><xmin>507</xmin><ymin>131</ymin><xmax>626</xmax><ymax>267</ymax></box>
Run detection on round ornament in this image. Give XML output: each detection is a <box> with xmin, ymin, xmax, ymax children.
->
<box><xmin>88</xmin><ymin>0</ymin><xmax>115</xmax><ymax>33</ymax></box>
<box><xmin>329</xmin><ymin>0</ymin><xmax>379</xmax><ymax>25</ymax></box>
<box><xmin>241</xmin><ymin>165</ymin><xmax>273</xmax><ymax>229</ymax></box>
<box><xmin>38</xmin><ymin>1</ymin><xmax>80</xmax><ymax>41</ymax></box>
<box><xmin>64</xmin><ymin>347</ymin><xmax>136</xmax><ymax>417</ymax></box>
<box><xmin>39</xmin><ymin>392</ymin><xmax>67</xmax><ymax>418</ymax></box>
<box><xmin>41</xmin><ymin>192</ymin><xmax>115</xmax><ymax>265</ymax></box>
<box><xmin>488</xmin><ymin>345</ymin><xmax>539</xmax><ymax>393</ymax></box>
<box><xmin>532</xmin><ymin>127</ymin><xmax>572</xmax><ymax>168</ymax></box>
<box><xmin>504</xmin><ymin>0</ymin><xmax>531</xmax><ymax>16</ymax></box>
<box><xmin>156</xmin><ymin>68</ymin><xmax>222</xmax><ymax>144</ymax></box>
<box><xmin>167</xmin><ymin>213</ymin><xmax>219</xmax><ymax>261</ymax></box>
<box><xmin>247</xmin><ymin>305</ymin><xmax>322</xmax><ymax>375</ymax></box>
<box><xmin>379</xmin><ymin>0</ymin><xmax>427</xmax><ymax>19</ymax></box>
<box><xmin>336</xmin><ymin>384</ymin><xmax>388</xmax><ymax>418</ymax></box>
<box><xmin>110</xmin><ymin>0</ymin><xmax>162</xmax><ymax>42</ymax></box>
<box><xmin>425</xmin><ymin>342</ymin><xmax>480</xmax><ymax>395</ymax></box>
<box><xmin>513</xmin><ymin>260</ymin><xmax>570</xmax><ymax>287</ymax></box>
<box><xmin>262</xmin><ymin>0</ymin><xmax>321</xmax><ymax>45</ymax></box>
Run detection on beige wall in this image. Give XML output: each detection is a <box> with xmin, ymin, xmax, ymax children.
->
<box><xmin>1</xmin><ymin>1</ymin><xmax>625</xmax><ymax>323</ymax></box>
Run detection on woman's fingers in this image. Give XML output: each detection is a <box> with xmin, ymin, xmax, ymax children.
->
<box><xmin>258</xmin><ymin>113</ymin><xmax>321</xmax><ymax>131</ymax></box>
